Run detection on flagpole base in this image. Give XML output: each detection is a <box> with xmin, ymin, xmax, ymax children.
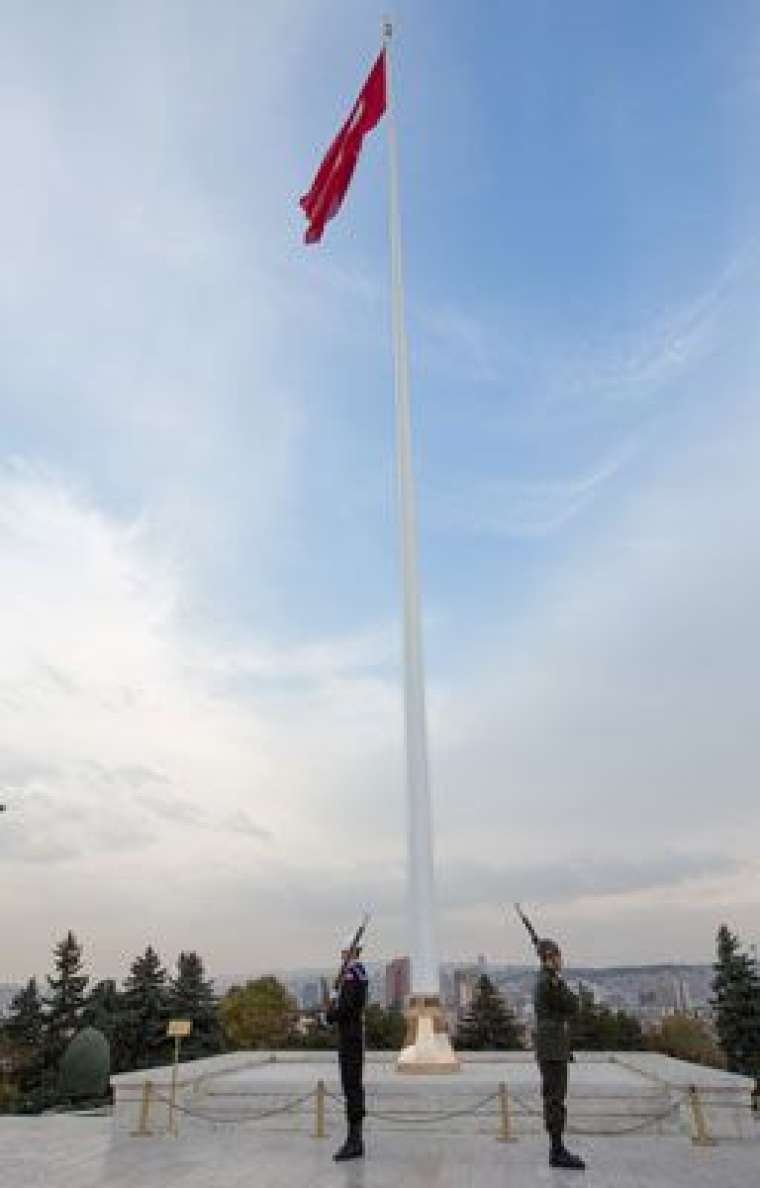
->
<box><xmin>396</xmin><ymin>995</ymin><xmax>460</xmax><ymax>1074</ymax></box>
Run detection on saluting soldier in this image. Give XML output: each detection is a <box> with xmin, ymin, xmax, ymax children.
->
<box><xmin>534</xmin><ymin>937</ymin><xmax>586</xmax><ymax>1170</ymax></box>
<box><xmin>326</xmin><ymin>943</ymin><xmax>368</xmax><ymax>1161</ymax></box>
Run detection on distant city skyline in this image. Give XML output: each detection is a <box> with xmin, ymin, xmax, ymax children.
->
<box><xmin>0</xmin><ymin>951</ymin><xmax>726</xmax><ymax>1045</ymax></box>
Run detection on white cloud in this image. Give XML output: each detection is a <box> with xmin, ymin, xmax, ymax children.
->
<box><xmin>0</xmin><ymin>462</ymin><xmax>405</xmax><ymax>975</ymax></box>
<box><xmin>3</xmin><ymin>367</ymin><xmax>760</xmax><ymax>975</ymax></box>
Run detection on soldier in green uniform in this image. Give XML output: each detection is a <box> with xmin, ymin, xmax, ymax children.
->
<box><xmin>534</xmin><ymin>937</ymin><xmax>586</xmax><ymax>1170</ymax></box>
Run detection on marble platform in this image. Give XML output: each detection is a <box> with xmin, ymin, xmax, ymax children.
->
<box><xmin>110</xmin><ymin>1051</ymin><xmax>757</xmax><ymax>1144</ymax></box>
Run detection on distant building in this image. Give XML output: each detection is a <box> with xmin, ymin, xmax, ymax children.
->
<box><xmin>0</xmin><ymin>985</ymin><xmax>21</xmax><ymax>1018</ymax></box>
<box><xmin>440</xmin><ymin>968</ymin><xmax>454</xmax><ymax>1009</ymax></box>
<box><xmin>453</xmin><ymin>969</ymin><xmax>474</xmax><ymax>1012</ymax></box>
<box><xmin>367</xmin><ymin>965</ymin><xmax>385</xmax><ymax>1005</ymax></box>
<box><xmin>301</xmin><ymin>981</ymin><xmax>321</xmax><ymax>1010</ymax></box>
<box><xmin>385</xmin><ymin>957</ymin><xmax>411</xmax><ymax>1009</ymax></box>
<box><xmin>673</xmin><ymin>977</ymin><xmax>692</xmax><ymax>1013</ymax></box>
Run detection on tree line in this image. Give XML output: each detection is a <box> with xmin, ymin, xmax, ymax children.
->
<box><xmin>449</xmin><ymin>922</ymin><xmax>760</xmax><ymax>1076</ymax></box>
<box><xmin>1</xmin><ymin>921</ymin><xmax>757</xmax><ymax>1113</ymax></box>
<box><xmin>0</xmin><ymin>933</ymin><xmax>407</xmax><ymax>1112</ymax></box>
<box><xmin>452</xmin><ymin>973</ymin><xmax>646</xmax><ymax>1052</ymax></box>
<box><xmin>0</xmin><ymin>932</ymin><xmax>224</xmax><ymax>1112</ymax></box>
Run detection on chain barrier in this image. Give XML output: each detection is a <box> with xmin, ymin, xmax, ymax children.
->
<box><xmin>569</xmin><ymin>1102</ymin><xmax>682</xmax><ymax>1137</ymax></box>
<box><xmin>323</xmin><ymin>1086</ymin><xmax>502</xmax><ymax>1124</ymax></box>
<box><xmin>191</xmin><ymin>1055</ymin><xmax>277</xmax><ymax>1094</ymax></box>
<box><xmin>149</xmin><ymin>1088</ymin><xmax>317</xmax><ymax>1125</ymax></box>
<box><xmin>509</xmin><ymin>1092</ymin><xmax>681</xmax><ymax>1137</ymax></box>
<box><xmin>131</xmin><ymin>1073</ymin><xmax>758</xmax><ymax>1142</ymax></box>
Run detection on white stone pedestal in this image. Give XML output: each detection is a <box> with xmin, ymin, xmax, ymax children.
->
<box><xmin>397</xmin><ymin>995</ymin><xmax>460</xmax><ymax>1074</ymax></box>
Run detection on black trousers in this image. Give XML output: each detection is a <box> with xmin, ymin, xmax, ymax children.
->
<box><xmin>338</xmin><ymin>1048</ymin><xmax>365</xmax><ymax>1124</ymax></box>
<box><xmin>539</xmin><ymin>1060</ymin><xmax>568</xmax><ymax>1138</ymax></box>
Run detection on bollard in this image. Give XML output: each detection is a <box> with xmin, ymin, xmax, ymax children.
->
<box><xmin>131</xmin><ymin>1080</ymin><xmax>153</xmax><ymax>1137</ymax></box>
<box><xmin>752</xmin><ymin>1078</ymin><xmax>759</xmax><ymax>1117</ymax></box>
<box><xmin>497</xmin><ymin>1081</ymin><xmax>516</xmax><ymax>1142</ymax></box>
<box><xmin>314</xmin><ymin>1079</ymin><xmax>326</xmax><ymax>1139</ymax></box>
<box><xmin>687</xmin><ymin>1085</ymin><xmax>715</xmax><ymax>1147</ymax></box>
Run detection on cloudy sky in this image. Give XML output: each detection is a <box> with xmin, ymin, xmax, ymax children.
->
<box><xmin>2</xmin><ymin>0</ymin><xmax>760</xmax><ymax>983</ymax></box>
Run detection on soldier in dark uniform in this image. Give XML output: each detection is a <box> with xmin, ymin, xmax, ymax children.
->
<box><xmin>326</xmin><ymin>945</ymin><xmax>368</xmax><ymax>1161</ymax></box>
<box><xmin>534</xmin><ymin>937</ymin><xmax>586</xmax><ymax>1170</ymax></box>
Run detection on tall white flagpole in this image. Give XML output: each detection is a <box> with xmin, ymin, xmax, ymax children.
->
<box><xmin>383</xmin><ymin>18</ymin><xmax>458</xmax><ymax>1071</ymax></box>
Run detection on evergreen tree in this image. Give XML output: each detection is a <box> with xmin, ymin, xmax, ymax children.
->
<box><xmin>122</xmin><ymin>946</ymin><xmax>170</xmax><ymax>1069</ymax></box>
<box><xmin>711</xmin><ymin>924</ymin><xmax>760</xmax><ymax>1076</ymax></box>
<box><xmin>570</xmin><ymin>982</ymin><xmax>644</xmax><ymax>1051</ymax></box>
<box><xmin>82</xmin><ymin>979</ymin><xmax>131</xmax><ymax>1074</ymax></box>
<box><xmin>364</xmin><ymin>1004</ymin><xmax>406</xmax><ymax>1050</ymax></box>
<box><xmin>570</xmin><ymin>984</ymin><xmax>601</xmax><ymax>1049</ymax></box>
<box><xmin>614</xmin><ymin>1008</ymin><xmax>645</xmax><ymax>1052</ymax></box>
<box><xmin>166</xmin><ymin>952</ymin><xmax>221</xmax><ymax>1060</ymax></box>
<box><xmin>6</xmin><ymin>978</ymin><xmax>45</xmax><ymax>1053</ymax></box>
<box><xmin>82</xmin><ymin>979</ymin><xmax>121</xmax><ymax>1034</ymax></box>
<box><xmin>455</xmin><ymin>975</ymin><xmax>523</xmax><ymax>1050</ymax></box>
<box><xmin>5</xmin><ymin>978</ymin><xmax>45</xmax><ymax>1093</ymax></box>
<box><xmin>43</xmin><ymin>931</ymin><xmax>89</xmax><ymax>1068</ymax></box>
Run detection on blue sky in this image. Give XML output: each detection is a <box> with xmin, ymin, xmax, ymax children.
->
<box><xmin>1</xmin><ymin>1</ymin><xmax>760</xmax><ymax>980</ymax></box>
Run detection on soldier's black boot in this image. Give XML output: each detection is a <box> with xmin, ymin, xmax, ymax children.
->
<box><xmin>550</xmin><ymin>1135</ymin><xmax>585</xmax><ymax>1170</ymax></box>
<box><xmin>333</xmin><ymin>1120</ymin><xmax>364</xmax><ymax>1161</ymax></box>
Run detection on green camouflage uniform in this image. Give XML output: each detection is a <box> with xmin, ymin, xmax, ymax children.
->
<box><xmin>533</xmin><ymin>966</ymin><xmax>579</xmax><ymax>1141</ymax></box>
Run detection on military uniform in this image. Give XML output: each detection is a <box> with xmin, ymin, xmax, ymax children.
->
<box><xmin>533</xmin><ymin>946</ymin><xmax>585</xmax><ymax>1170</ymax></box>
<box><xmin>326</xmin><ymin>958</ymin><xmax>368</xmax><ymax>1160</ymax></box>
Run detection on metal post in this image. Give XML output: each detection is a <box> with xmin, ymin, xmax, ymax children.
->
<box><xmin>169</xmin><ymin>1035</ymin><xmax>181</xmax><ymax>1135</ymax></box>
<box><xmin>131</xmin><ymin>1080</ymin><xmax>153</xmax><ymax>1137</ymax></box>
<box><xmin>687</xmin><ymin>1085</ymin><xmax>715</xmax><ymax>1146</ymax></box>
<box><xmin>314</xmin><ymin>1078</ymin><xmax>326</xmax><ymax>1138</ymax></box>
<box><xmin>497</xmin><ymin>1081</ymin><xmax>516</xmax><ymax>1142</ymax></box>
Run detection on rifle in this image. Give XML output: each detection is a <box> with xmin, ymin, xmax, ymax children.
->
<box><xmin>333</xmin><ymin>912</ymin><xmax>370</xmax><ymax>992</ymax></box>
<box><xmin>514</xmin><ymin>902</ymin><xmax>540</xmax><ymax>954</ymax></box>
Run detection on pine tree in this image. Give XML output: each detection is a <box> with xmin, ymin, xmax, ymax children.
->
<box><xmin>5</xmin><ymin>977</ymin><xmax>46</xmax><ymax>1093</ymax></box>
<box><xmin>455</xmin><ymin>975</ymin><xmax>524</xmax><ymax>1050</ymax></box>
<box><xmin>614</xmin><ymin>1008</ymin><xmax>645</xmax><ymax>1052</ymax></box>
<box><xmin>570</xmin><ymin>982</ymin><xmax>644</xmax><ymax>1051</ymax></box>
<box><xmin>364</xmin><ymin>1004</ymin><xmax>406</xmax><ymax>1050</ymax></box>
<box><xmin>711</xmin><ymin>924</ymin><xmax>760</xmax><ymax>1076</ymax></box>
<box><xmin>43</xmin><ymin>931</ymin><xmax>89</xmax><ymax>1068</ymax></box>
<box><xmin>166</xmin><ymin>952</ymin><xmax>221</xmax><ymax>1060</ymax></box>
<box><xmin>82</xmin><ymin>979</ymin><xmax>121</xmax><ymax>1034</ymax></box>
<box><xmin>122</xmin><ymin>946</ymin><xmax>169</xmax><ymax>1069</ymax></box>
<box><xmin>570</xmin><ymin>983</ymin><xmax>600</xmax><ymax>1049</ymax></box>
<box><xmin>82</xmin><ymin>979</ymin><xmax>131</xmax><ymax>1074</ymax></box>
<box><xmin>7</xmin><ymin>978</ymin><xmax>45</xmax><ymax>1052</ymax></box>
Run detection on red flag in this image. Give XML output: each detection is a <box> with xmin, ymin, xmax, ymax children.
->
<box><xmin>300</xmin><ymin>50</ymin><xmax>386</xmax><ymax>245</ymax></box>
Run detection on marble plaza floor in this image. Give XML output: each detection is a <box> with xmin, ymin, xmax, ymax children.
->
<box><xmin>1</xmin><ymin>1114</ymin><xmax>759</xmax><ymax>1188</ymax></box>
<box><xmin>2</xmin><ymin>1053</ymin><xmax>756</xmax><ymax>1187</ymax></box>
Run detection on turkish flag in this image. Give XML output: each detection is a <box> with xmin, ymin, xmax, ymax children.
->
<box><xmin>300</xmin><ymin>50</ymin><xmax>386</xmax><ymax>244</ymax></box>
